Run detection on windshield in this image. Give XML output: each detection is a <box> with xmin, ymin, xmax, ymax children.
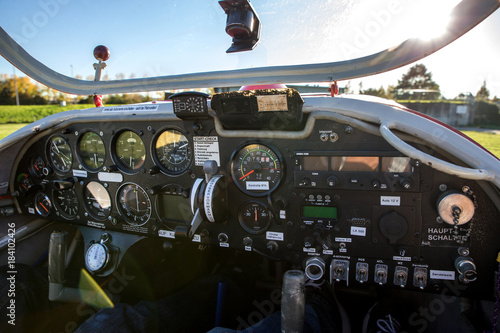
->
<box><xmin>1</xmin><ymin>0</ymin><xmax>499</xmax><ymax>98</ymax></box>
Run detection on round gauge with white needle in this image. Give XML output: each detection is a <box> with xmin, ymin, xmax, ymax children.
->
<box><xmin>116</xmin><ymin>183</ymin><xmax>152</xmax><ymax>226</ymax></box>
<box><xmin>153</xmin><ymin>129</ymin><xmax>192</xmax><ymax>174</ymax></box>
<box><xmin>231</xmin><ymin>143</ymin><xmax>283</xmax><ymax>196</ymax></box>
<box><xmin>78</xmin><ymin>131</ymin><xmax>106</xmax><ymax>171</ymax></box>
<box><xmin>113</xmin><ymin>130</ymin><xmax>146</xmax><ymax>172</ymax></box>
<box><xmin>47</xmin><ymin>136</ymin><xmax>73</xmax><ymax>173</ymax></box>
<box><xmin>238</xmin><ymin>201</ymin><xmax>271</xmax><ymax>234</ymax></box>
<box><xmin>53</xmin><ymin>188</ymin><xmax>79</xmax><ymax>219</ymax></box>
<box><xmin>85</xmin><ymin>242</ymin><xmax>109</xmax><ymax>273</ymax></box>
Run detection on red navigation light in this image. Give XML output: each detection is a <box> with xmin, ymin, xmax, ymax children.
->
<box><xmin>93</xmin><ymin>45</ymin><xmax>110</xmax><ymax>62</ymax></box>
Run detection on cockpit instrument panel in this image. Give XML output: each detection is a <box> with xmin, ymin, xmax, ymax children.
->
<box><xmin>11</xmin><ymin>105</ymin><xmax>500</xmax><ymax>300</ymax></box>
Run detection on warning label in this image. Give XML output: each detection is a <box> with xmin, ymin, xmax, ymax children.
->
<box><xmin>194</xmin><ymin>136</ymin><xmax>220</xmax><ymax>166</ymax></box>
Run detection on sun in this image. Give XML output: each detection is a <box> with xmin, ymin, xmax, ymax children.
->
<box><xmin>410</xmin><ymin>0</ymin><xmax>460</xmax><ymax>41</ymax></box>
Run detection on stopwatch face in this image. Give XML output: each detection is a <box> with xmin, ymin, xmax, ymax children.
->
<box><xmin>85</xmin><ymin>243</ymin><xmax>109</xmax><ymax>272</ymax></box>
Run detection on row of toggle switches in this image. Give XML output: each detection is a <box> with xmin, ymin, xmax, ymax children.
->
<box><xmin>305</xmin><ymin>257</ymin><xmax>428</xmax><ymax>289</ymax></box>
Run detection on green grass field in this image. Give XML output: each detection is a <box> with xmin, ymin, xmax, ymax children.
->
<box><xmin>461</xmin><ymin>131</ymin><xmax>500</xmax><ymax>158</ymax></box>
<box><xmin>0</xmin><ymin>123</ymin><xmax>30</xmax><ymax>140</ymax></box>
<box><xmin>0</xmin><ymin>104</ymin><xmax>94</xmax><ymax>123</ymax></box>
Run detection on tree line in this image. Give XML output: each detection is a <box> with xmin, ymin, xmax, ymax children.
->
<box><xmin>0</xmin><ymin>74</ymin><xmax>155</xmax><ymax>105</ymax></box>
<box><xmin>1</xmin><ymin>65</ymin><xmax>499</xmax><ymax>125</ymax></box>
<box><xmin>358</xmin><ymin>64</ymin><xmax>500</xmax><ymax>126</ymax></box>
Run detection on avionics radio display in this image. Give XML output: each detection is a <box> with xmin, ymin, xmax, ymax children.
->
<box><xmin>303</xmin><ymin>156</ymin><xmax>411</xmax><ymax>173</ymax></box>
<box><xmin>303</xmin><ymin>206</ymin><xmax>337</xmax><ymax>219</ymax></box>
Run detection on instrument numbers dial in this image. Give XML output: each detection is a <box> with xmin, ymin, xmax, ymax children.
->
<box><xmin>116</xmin><ymin>183</ymin><xmax>152</xmax><ymax>226</ymax></box>
<box><xmin>78</xmin><ymin>131</ymin><xmax>106</xmax><ymax>171</ymax></box>
<box><xmin>153</xmin><ymin>129</ymin><xmax>192</xmax><ymax>174</ymax></box>
<box><xmin>238</xmin><ymin>201</ymin><xmax>271</xmax><ymax>234</ymax></box>
<box><xmin>231</xmin><ymin>143</ymin><xmax>283</xmax><ymax>196</ymax></box>
<box><xmin>85</xmin><ymin>243</ymin><xmax>109</xmax><ymax>272</ymax></box>
<box><xmin>47</xmin><ymin>136</ymin><xmax>73</xmax><ymax>173</ymax></box>
<box><xmin>54</xmin><ymin>188</ymin><xmax>79</xmax><ymax>219</ymax></box>
<box><xmin>113</xmin><ymin>130</ymin><xmax>146</xmax><ymax>172</ymax></box>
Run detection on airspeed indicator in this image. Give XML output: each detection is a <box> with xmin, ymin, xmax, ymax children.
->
<box><xmin>231</xmin><ymin>143</ymin><xmax>283</xmax><ymax>196</ymax></box>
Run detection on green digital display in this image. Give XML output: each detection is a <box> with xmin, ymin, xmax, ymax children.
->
<box><xmin>303</xmin><ymin>206</ymin><xmax>337</xmax><ymax>219</ymax></box>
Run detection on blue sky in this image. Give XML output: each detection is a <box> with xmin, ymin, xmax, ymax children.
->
<box><xmin>1</xmin><ymin>0</ymin><xmax>499</xmax><ymax>98</ymax></box>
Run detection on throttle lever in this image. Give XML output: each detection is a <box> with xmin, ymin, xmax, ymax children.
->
<box><xmin>182</xmin><ymin>160</ymin><xmax>226</xmax><ymax>239</ymax></box>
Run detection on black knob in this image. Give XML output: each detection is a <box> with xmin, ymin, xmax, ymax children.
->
<box><xmin>274</xmin><ymin>197</ymin><xmax>286</xmax><ymax>210</ymax></box>
<box><xmin>399</xmin><ymin>178</ymin><xmax>411</xmax><ymax>190</ymax></box>
<box><xmin>243</xmin><ymin>237</ymin><xmax>253</xmax><ymax>247</ymax></box>
<box><xmin>304</xmin><ymin>237</ymin><xmax>314</xmax><ymax>248</ymax></box>
<box><xmin>299</xmin><ymin>177</ymin><xmax>310</xmax><ymax>187</ymax></box>
<box><xmin>313</xmin><ymin>224</ymin><xmax>325</xmax><ymax>238</ymax></box>
<box><xmin>372</xmin><ymin>179</ymin><xmax>381</xmax><ymax>188</ymax></box>
<box><xmin>267</xmin><ymin>241</ymin><xmax>278</xmax><ymax>253</ymax></box>
<box><xmin>218</xmin><ymin>233</ymin><xmax>228</xmax><ymax>243</ymax></box>
<box><xmin>327</xmin><ymin>176</ymin><xmax>338</xmax><ymax>187</ymax></box>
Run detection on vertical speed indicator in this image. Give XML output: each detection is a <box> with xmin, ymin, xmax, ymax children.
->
<box><xmin>231</xmin><ymin>144</ymin><xmax>283</xmax><ymax>196</ymax></box>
